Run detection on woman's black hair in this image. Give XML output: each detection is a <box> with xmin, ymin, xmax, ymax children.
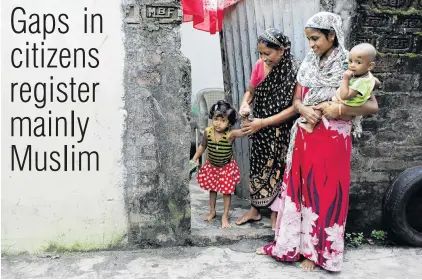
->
<box><xmin>257</xmin><ymin>28</ymin><xmax>291</xmax><ymax>51</ymax></box>
<box><xmin>258</xmin><ymin>38</ymin><xmax>282</xmax><ymax>50</ymax></box>
<box><xmin>208</xmin><ymin>100</ymin><xmax>237</xmax><ymax>126</ymax></box>
<box><xmin>314</xmin><ymin>28</ymin><xmax>339</xmax><ymax>47</ymax></box>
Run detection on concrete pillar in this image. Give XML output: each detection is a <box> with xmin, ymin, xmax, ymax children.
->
<box><xmin>122</xmin><ymin>0</ymin><xmax>191</xmax><ymax>246</ymax></box>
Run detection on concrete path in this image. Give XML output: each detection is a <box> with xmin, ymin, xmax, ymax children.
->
<box><xmin>190</xmin><ymin>179</ymin><xmax>274</xmax><ymax>245</ymax></box>
<box><xmin>3</xmin><ymin>180</ymin><xmax>422</xmax><ymax>278</ymax></box>
<box><xmin>2</xmin><ymin>240</ymin><xmax>422</xmax><ymax>278</ymax></box>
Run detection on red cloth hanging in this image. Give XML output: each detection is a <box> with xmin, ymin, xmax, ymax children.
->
<box><xmin>181</xmin><ymin>0</ymin><xmax>242</xmax><ymax>34</ymax></box>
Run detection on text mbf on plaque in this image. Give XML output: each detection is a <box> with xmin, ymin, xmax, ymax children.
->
<box><xmin>145</xmin><ymin>5</ymin><xmax>180</xmax><ymax>23</ymax></box>
<box><xmin>124</xmin><ymin>4</ymin><xmax>181</xmax><ymax>24</ymax></box>
<box><xmin>146</xmin><ymin>6</ymin><xmax>176</xmax><ymax>18</ymax></box>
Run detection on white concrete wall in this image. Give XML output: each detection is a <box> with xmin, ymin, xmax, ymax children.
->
<box><xmin>180</xmin><ymin>23</ymin><xmax>224</xmax><ymax>106</ymax></box>
<box><xmin>1</xmin><ymin>0</ymin><xmax>127</xmax><ymax>253</ymax></box>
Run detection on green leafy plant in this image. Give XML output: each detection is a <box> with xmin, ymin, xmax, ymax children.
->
<box><xmin>345</xmin><ymin>232</ymin><xmax>364</xmax><ymax>247</ymax></box>
<box><xmin>371</xmin><ymin>230</ymin><xmax>387</xmax><ymax>241</ymax></box>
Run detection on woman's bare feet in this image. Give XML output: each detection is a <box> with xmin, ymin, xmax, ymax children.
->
<box><xmin>204</xmin><ymin>211</ymin><xmax>216</xmax><ymax>222</ymax></box>
<box><xmin>271</xmin><ymin>211</ymin><xmax>277</xmax><ymax>230</ymax></box>
<box><xmin>255</xmin><ymin>247</ymin><xmax>266</xmax><ymax>255</ymax></box>
<box><xmin>222</xmin><ymin>214</ymin><xmax>231</xmax><ymax>228</ymax></box>
<box><xmin>235</xmin><ymin>208</ymin><xmax>261</xmax><ymax>225</ymax></box>
<box><xmin>299</xmin><ymin>259</ymin><xmax>316</xmax><ymax>271</ymax></box>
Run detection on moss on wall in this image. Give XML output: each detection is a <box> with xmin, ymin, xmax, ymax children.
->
<box><xmin>373</xmin><ymin>7</ymin><xmax>422</xmax><ymax>15</ymax></box>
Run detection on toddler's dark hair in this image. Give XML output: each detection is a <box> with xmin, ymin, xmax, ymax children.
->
<box><xmin>208</xmin><ymin>100</ymin><xmax>237</xmax><ymax>126</ymax></box>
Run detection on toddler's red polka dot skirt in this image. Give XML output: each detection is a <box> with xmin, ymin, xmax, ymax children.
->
<box><xmin>196</xmin><ymin>158</ymin><xmax>240</xmax><ymax>194</ymax></box>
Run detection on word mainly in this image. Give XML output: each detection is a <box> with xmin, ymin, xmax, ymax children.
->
<box><xmin>11</xmin><ymin>110</ymin><xmax>89</xmax><ymax>143</ymax></box>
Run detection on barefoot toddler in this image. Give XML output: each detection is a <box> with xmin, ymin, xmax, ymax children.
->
<box><xmin>190</xmin><ymin>100</ymin><xmax>244</xmax><ymax>228</ymax></box>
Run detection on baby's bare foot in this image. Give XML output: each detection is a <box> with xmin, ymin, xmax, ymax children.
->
<box><xmin>204</xmin><ymin>211</ymin><xmax>216</xmax><ymax>222</ymax></box>
<box><xmin>222</xmin><ymin>214</ymin><xmax>231</xmax><ymax>229</ymax></box>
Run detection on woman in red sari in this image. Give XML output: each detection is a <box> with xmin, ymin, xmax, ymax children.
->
<box><xmin>257</xmin><ymin>12</ymin><xmax>379</xmax><ymax>272</ymax></box>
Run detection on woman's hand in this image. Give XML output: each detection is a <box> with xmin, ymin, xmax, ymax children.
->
<box><xmin>321</xmin><ymin>102</ymin><xmax>341</xmax><ymax>119</ymax></box>
<box><xmin>239</xmin><ymin>102</ymin><xmax>251</xmax><ymax>117</ymax></box>
<box><xmin>241</xmin><ymin>118</ymin><xmax>264</xmax><ymax>135</ymax></box>
<box><xmin>320</xmin><ymin>102</ymin><xmax>352</xmax><ymax>120</ymax></box>
<box><xmin>313</xmin><ymin>101</ymin><xmax>329</xmax><ymax>112</ymax></box>
<box><xmin>314</xmin><ymin>102</ymin><xmax>353</xmax><ymax>121</ymax></box>
<box><xmin>299</xmin><ymin>105</ymin><xmax>320</xmax><ymax>125</ymax></box>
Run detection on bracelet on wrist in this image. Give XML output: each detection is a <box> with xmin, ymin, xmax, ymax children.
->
<box><xmin>296</xmin><ymin>104</ymin><xmax>302</xmax><ymax>114</ymax></box>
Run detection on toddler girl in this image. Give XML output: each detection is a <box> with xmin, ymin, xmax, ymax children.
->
<box><xmin>190</xmin><ymin>100</ymin><xmax>244</xmax><ymax>228</ymax></box>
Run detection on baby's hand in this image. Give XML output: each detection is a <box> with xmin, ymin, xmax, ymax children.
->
<box><xmin>343</xmin><ymin>70</ymin><xmax>354</xmax><ymax>80</ymax></box>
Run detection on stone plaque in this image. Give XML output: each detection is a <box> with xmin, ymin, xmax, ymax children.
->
<box><xmin>381</xmin><ymin>36</ymin><xmax>413</xmax><ymax>53</ymax></box>
<box><xmin>144</xmin><ymin>5</ymin><xmax>181</xmax><ymax>23</ymax></box>
<box><xmin>353</xmin><ymin>35</ymin><xmax>376</xmax><ymax>46</ymax></box>
<box><xmin>375</xmin><ymin>0</ymin><xmax>411</xmax><ymax>9</ymax></box>
<box><xmin>396</xmin><ymin>16</ymin><xmax>422</xmax><ymax>29</ymax></box>
<box><xmin>123</xmin><ymin>4</ymin><xmax>182</xmax><ymax>24</ymax></box>
<box><xmin>146</xmin><ymin>6</ymin><xmax>176</xmax><ymax>18</ymax></box>
<box><xmin>363</xmin><ymin>15</ymin><xmax>390</xmax><ymax>27</ymax></box>
<box><xmin>124</xmin><ymin>5</ymin><xmax>141</xmax><ymax>24</ymax></box>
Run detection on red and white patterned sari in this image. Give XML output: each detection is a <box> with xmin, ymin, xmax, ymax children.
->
<box><xmin>263</xmin><ymin>86</ymin><xmax>352</xmax><ymax>272</ymax></box>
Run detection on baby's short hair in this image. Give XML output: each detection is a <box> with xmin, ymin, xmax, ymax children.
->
<box><xmin>351</xmin><ymin>43</ymin><xmax>377</xmax><ymax>61</ymax></box>
<box><xmin>209</xmin><ymin>100</ymin><xmax>237</xmax><ymax>126</ymax></box>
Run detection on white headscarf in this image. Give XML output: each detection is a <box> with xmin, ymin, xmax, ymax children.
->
<box><xmin>297</xmin><ymin>12</ymin><xmax>348</xmax><ymax>105</ymax></box>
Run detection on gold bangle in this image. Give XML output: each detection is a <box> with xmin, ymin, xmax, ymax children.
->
<box><xmin>338</xmin><ymin>103</ymin><xmax>342</xmax><ymax>116</ymax></box>
<box><xmin>260</xmin><ymin>118</ymin><xmax>264</xmax><ymax>128</ymax></box>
